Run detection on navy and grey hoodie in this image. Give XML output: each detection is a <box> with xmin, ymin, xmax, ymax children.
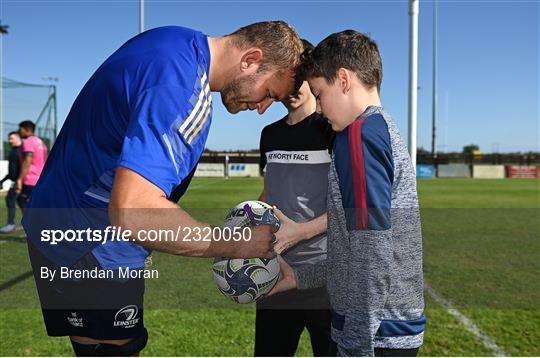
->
<box><xmin>294</xmin><ymin>106</ymin><xmax>425</xmax><ymax>356</ymax></box>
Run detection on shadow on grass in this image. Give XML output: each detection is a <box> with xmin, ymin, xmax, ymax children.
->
<box><xmin>0</xmin><ymin>271</ymin><xmax>33</xmax><ymax>292</ymax></box>
<box><xmin>0</xmin><ymin>233</ymin><xmax>27</xmax><ymax>244</ymax></box>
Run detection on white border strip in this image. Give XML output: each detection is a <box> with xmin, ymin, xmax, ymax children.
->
<box><xmin>83</xmin><ymin>190</ymin><xmax>110</xmax><ymax>204</ymax></box>
<box><xmin>424</xmin><ymin>283</ymin><xmax>508</xmax><ymax>357</ymax></box>
<box><xmin>266</xmin><ymin>150</ymin><xmax>331</xmax><ymax>164</ymax></box>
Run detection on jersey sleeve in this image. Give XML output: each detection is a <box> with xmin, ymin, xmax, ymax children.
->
<box><xmin>294</xmin><ymin>259</ymin><xmax>326</xmax><ymax>289</ymax></box>
<box><xmin>22</xmin><ymin>137</ymin><xmax>36</xmax><ymax>154</ymax></box>
<box><xmin>117</xmin><ymin>80</ymin><xmax>211</xmax><ymax>197</ymax></box>
<box><xmin>334</xmin><ymin>114</ymin><xmax>394</xmax><ymax>231</ymax></box>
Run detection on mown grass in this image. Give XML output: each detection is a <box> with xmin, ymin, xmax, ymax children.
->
<box><xmin>0</xmin><ymin>177</ymin><xmax>538</xmax><ymax>356</ymax></box>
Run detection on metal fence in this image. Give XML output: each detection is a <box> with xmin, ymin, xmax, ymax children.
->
<box><xmin>1</xmin><ymin>77</ymin><xmax>57</xmax><ymax>159</ymax></box>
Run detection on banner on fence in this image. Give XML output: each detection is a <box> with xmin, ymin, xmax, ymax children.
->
<box><xmin>228</xmin><ymin>163</ymin><xmax>260</xmax><ymax>177</ymax></box>
<box><xmin>438</xmin><ymin>164</ymin><xmax>470</xmax><ymax>178</ymax></box>
<box><xmin>194</xmin><ymin>163</ymin><xmax>225</xmax><ymax>177</ymax></box>
<box><xmin>472</xmin><ymin>165</ymin><xmax>505</xmax><ymax>179</ymax></box>
<box><xmin>507</xmin><ymin>165</ymin><xmax>539</xmax><ymax>179</ymax></box>
<box><xmin>416</xmin><ymin>164</ymin><xmax>435</xmax><ymax>178</ymax></box>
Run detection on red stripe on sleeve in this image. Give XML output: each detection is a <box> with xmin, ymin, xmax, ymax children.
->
<box><xmin>348</xmin><ymin>117</ymin><xmax>368</xmax><ymax>229</ymax></box>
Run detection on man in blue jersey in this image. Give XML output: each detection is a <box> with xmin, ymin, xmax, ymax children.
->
<box><xmin>23</xmin><ymin>21</ymin><xmax>304</xmax><ymax>356</ymax></box>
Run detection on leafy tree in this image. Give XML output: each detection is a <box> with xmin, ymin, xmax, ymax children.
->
<box><xmin>463</xmin><ymin>144</ymin><xmax>480</xmax><ymax>155</ymax></box>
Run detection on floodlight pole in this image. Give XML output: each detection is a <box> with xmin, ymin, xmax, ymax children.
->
<box><xmin>0</xmin><ymin>32</ymin><xmax>3</xmax><ymax>160</ymax></box>
<box><xmin>225</xmin><ymin>155</ymin><xmax>229</xmax><ymax>179</ymax></box>
<box><xmin>139</xmin><ymin>0</ymin><xmax>145</xmax><ymax>33</ymax></box>
<box><xmin>431</xmin><ymin>0</ymin><xmax>438</xmax><ymax>162</ymax></box>
<box><xmin>0</xmin><ymin>22</ymin><xmax>8</xmax><ymax>160</ymax></box>
<box><xmin>408</xmin><ymin>0</ymin><xmax>419</xmax><ymax>169</ymax></box>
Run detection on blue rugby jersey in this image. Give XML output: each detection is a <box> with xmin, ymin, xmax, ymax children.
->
<box><xmin>23</xmin><ymin>26</ymin><xmax>213</xmax><ymax>269</ymax></box>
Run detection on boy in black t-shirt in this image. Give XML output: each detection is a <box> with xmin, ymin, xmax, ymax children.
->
<box><xmin>255</xmin><ymin>40</ymin><xmax>335</xmax><ymax>357</ymax></box>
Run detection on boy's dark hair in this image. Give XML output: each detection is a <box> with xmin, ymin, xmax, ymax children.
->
<box><xmin>19</xmin><ymin>120</ymin><xmax>36</xmax><ymax>132</ymax></box>
<box><xmin>226</xmin><ymin>21</ymin><xmax>304</xmax><ymax>73</ymax></box>
<box><xmin>301</xmin><ymin>38</ymin><xmax>314</xmax><ymax>52</ymax></box>
<box><xmin>298</xmin><ymin>30</ymin><xmax>383</xmax><ymax>93</ymax></box>
<box><xmin>8</xmin><ymin>131</ymin><xmax>20</xmax><ymax>137</ymax></box>
<box><xmin>292</xmin><ymin>39</ymin><xmax>315</xmax><ymax>94</ymax></box>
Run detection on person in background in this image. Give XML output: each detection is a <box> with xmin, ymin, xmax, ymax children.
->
<box><xmin>0</xmin><ymin>131</ymin><xmax>23</xmax><ymax>233</ymax></box>
<box><xmin>16</xmin><ymin>120</ymin><xmax>48</xmax><ymax>211</ymax></box>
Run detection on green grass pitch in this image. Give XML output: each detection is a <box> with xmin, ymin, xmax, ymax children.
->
<box><xmin>0</xmin><ymin>178</ymin><xmax>538</xmax><ymax>356</ymax></box>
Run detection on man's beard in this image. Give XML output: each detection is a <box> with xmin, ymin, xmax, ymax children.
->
<box><xmin>220</xmin><ymin>74</ymin><xmax>258</xmax><ymax>113</ymax></box>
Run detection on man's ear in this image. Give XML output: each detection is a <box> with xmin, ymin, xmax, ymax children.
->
<box><xmin>240</xmin><ymin>48</ymin><xmax>264</xmax><ymax>73</ymax></box>
<box><xmin>337</xmin><ymin>68</ymin><xmax>351</xmax><ymax>94</ymax></box>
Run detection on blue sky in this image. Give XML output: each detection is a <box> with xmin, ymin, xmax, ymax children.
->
<box><xmin>1</xmin><ymin>0</ymin><xmax>538</xmax><ymax>153</ymax></box>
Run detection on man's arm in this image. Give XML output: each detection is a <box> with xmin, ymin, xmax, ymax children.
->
<box><xmin>109</xmin><ymin>167</ymin><xmax>276</xmax><ymax>259</ymax></box>
<box><xmin>16</xmin><ymin>153</ymin><xmax>32</xmax><ymax>193</ymax></box>
<box><xmin>111</xmin><ymin>80</ymin><xmax>276</xmax><ymax>259</ymax></box>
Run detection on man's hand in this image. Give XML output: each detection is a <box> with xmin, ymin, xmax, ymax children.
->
<box><xmin>273</xmin><ymin>207</ymin><xmax>307</xmax><ymax>254</ymax></box>
<box><xmin>15</xmin><ymin>179</ymin><xmax>22</xmax><ymax>194</ymax></box>
<box><xmin>267</xmin><ymin>255</ymin><xmax>297</xmax><ymax>296</ymax></box>
<box><xmin>231</xmin><ymin>224</ymin><xmax>277</xmax><ymax>259</ymax></box>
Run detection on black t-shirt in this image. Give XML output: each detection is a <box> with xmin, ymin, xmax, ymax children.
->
<box><xmin>259</xmin><ymin>112</ymin><xmax>334</xmax><ymax>173</ymax></box>
<box><xmin>259</xmin><ymin>112</ymin><xmax>334</xmax><ymax>269</ymax></box>
<box><xmin>7</xmin><ymin>146</ymin><xmax>21</xmax><ymax>181</ymax></box>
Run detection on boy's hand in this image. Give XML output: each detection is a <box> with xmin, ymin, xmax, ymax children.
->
<box><xmin>273</xmin><ymin>207</ymin><xmax>306</xmax><ymax>254</ymax></box>
<box><xmin>266</xmin><ymin>255</ymin><xmax>297</xmax><ymax>296</ymax></box>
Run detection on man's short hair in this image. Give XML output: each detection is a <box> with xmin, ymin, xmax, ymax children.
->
<box><xmin>8</xmin><ymin>131</ymin><xmax>20</xmax><ymax>137</ymax></box>
<box><xmin>297</xmin><ymin>30</ymin><xmax>383</xmax><ymax>93</ymax></box>
<box><xmin>19</xmin><ymin>120</ymin><xmax>36</xmax><ymax>132</ymax></box>
<box><xmin>227</xmin><ymin>21</ymin><xmax>304</xmax><ymax>73</ymax></box>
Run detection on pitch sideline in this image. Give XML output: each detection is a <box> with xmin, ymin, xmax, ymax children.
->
<box><xmin>424</xmin><ymin>282</ymin><xmax>508</xmax><ymax>356</ymax></box>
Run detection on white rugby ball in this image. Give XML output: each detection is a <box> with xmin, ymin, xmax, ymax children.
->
<box><xmin>212</xmin><ymin>200</ymin><xmax>280</xmax><ymax>304</ymax></box>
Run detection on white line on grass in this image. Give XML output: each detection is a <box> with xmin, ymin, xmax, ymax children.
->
<box><xmin>424</xmin><ymin>282</ymin><xmax>508</xmax><ymax>357</ymax></box>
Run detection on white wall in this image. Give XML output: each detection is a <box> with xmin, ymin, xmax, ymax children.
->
<box><xmin>0</xmin><ymin>160</ymin><xmax>9</xmax><ymax>192</ymax></box>
<box><xmin>194</xmin><ymin>163</ymin><xmax>225</xmax><ymax>177</ymax></box>
<box><xmin>438</xmin><ymin>164</ymin><xmax>470</xmax><ymax>178</ymax></box>
<box><xmin>472</xmin><ymin>165</ymin><xmax>505</xmax><ymax>179</ymax></box>
<box><xmin>228</xmin><ymin>163</ymin><xmax>260</xmax><ymax>177</ymax></box>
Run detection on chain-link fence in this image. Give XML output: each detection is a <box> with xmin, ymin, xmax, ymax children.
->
<box><xmin>1</xmin><ymin>77</ymin><xmax>57</xmax><ymax>159</ymax></box>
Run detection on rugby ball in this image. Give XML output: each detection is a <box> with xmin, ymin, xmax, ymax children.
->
<box><xmin>212</xmin><ymin>201</ymin><xmax>280</xmax><ymax>304</ymax></box>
